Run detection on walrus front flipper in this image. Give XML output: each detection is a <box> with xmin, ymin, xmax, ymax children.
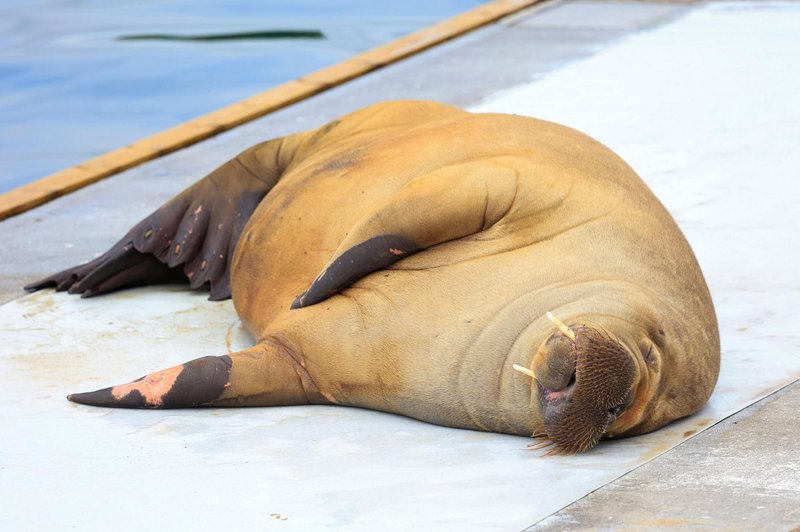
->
<box><xmin>68</xmin><ymin>341</ymin><xmax>329</xmax><ymax>408</ymax></box>
<box><xmin>292</xmin><ymin>160</ymin><xmax>520</xmax><ymax>308</ymax></box>
<box><xmin>26</xmin><ymin>138</ymin><xmax>293</xmax><ymax>300</ymax></box>
<box><xmin>24</xmin><ymin>242</ymin><xmax>183</xmax><ymax>298</ymax></box>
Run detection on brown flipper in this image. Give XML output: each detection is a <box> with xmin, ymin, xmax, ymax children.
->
<box><xmin>25</xmin><ymin>138</ymin><xmax>289</xmax><ymax>301</ymax></box>
<box><xmin>292</xmin><ymin>160</ymin><xmax>519</xmax><ymax>308</ymax></box>
<box><xmin>68</xmin><ymin>341</ymin><xmax>330</xmax><ymax>408</ymax></box>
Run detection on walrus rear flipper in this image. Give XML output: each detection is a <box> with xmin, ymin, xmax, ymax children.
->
<box><xmin>26</xmin><ymin>139</ymin><xmax>291</xmax><ymax>301</ymax></box>
<box><xmin>68</xmin><ymin>341</ymin><xmax>327</xmax><ymax>408</ymax></box>
<box><xmin>292</xmin><ymin>160</ymin><xmax>520</xmax><ymax>308</ymax></box>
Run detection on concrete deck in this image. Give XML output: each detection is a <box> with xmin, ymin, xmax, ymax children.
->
<box><xmin>1</xmin><ymin>1</ymin><xmax>799</xmax><ymax>529</ymax></box>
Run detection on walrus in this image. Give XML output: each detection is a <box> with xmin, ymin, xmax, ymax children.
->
<box><xmin>26</xmin><ymin>100</ymin><xmax>720</xmax><ymax>454</ymax></box>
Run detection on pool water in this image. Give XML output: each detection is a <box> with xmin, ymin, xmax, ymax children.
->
<box><xmin>0</xmin><ymin>0</ymin><xmax>482</xmax><ymax>193</ymax></box>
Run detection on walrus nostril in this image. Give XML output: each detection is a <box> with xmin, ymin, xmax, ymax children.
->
<box><xmin>536</xmin><ymin>356</ymin><xmax>576</xmax><ymax>393</ymax></box>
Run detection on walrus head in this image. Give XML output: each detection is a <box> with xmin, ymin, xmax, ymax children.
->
<box><xmin>517</xmin><ymin>313</ymin><xmax>641</xmax><ymax>454</ymax></box>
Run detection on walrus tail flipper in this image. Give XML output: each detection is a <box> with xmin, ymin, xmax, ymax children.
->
<box><xmin>292</xmin><ymin>160</ymin><xmax>520</xmax><ymax>308</ymax></box>
<box><xmin>67</xmin><ymin>340</ymin><xmax>328</xmax><ymax>408</ymax></box>
<box><xmin>25</xmin><ymin>136</ymin><xmax>298</xmax><ymax>301</ymax></box>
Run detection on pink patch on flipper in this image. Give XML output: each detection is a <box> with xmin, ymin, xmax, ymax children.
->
<box><xmin>111</xmin><ymin>365</ymin><xmax>184</xmax><ymax>406</ymax></box>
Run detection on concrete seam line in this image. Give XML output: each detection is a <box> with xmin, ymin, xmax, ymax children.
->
<box><xmin>0</xmin><ymin>0</ymin><xmax>545</xmax><ymax>221</ymax></box>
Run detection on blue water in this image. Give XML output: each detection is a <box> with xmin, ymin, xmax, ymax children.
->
<box><xmin>0</xmin><ymin>0</ymin><xmax>482</xmax><ymax>193</ymax></box>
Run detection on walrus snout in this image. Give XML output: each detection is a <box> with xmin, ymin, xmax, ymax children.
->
<box><xmin>537</xmin><ymin>325</ymin><xmax>637</xmax><ymax>454</ymax></box>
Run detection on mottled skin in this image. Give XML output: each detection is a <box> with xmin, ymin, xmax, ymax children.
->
<box><xmin>28</xmin><ymin>101</ymin><xmax>720</xmax><ymax>453</ymax></box>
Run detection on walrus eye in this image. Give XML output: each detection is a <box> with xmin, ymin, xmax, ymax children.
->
<box><xmin>608</xmin><ymin>405</ymin><xmax>623</xmax><ymax>417</ymax></box>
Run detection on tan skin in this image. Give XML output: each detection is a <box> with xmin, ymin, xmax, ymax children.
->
<box><xmin>28</xmin><ymin>101</ymin><xmax>720</xmax><ymax>453</ymax></box>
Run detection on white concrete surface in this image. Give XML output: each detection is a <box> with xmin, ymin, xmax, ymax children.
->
<box><xmin>1</xmin><ymin>1</ymin><xmax>799</xmax><ymax>530</ymax></box>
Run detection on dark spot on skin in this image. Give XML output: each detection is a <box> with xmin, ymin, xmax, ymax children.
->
<box><xmin>320</xmin><ymin>155</ymin><xmax>359</xmax><ymax>173</ymax></box>
<box><xmin>291</xmin><ymin>234</ymin><xmax>420</xmax><ymax>309</ymax></box>
<box><xmin>160</xmin><ymin>356</ymin><xmax>232</xmax><ymax>407</ymax></box>
<box><xmin>683</xmin><ymin>430</ymin><xmax>696</xmax><ymax>437</ymax></box>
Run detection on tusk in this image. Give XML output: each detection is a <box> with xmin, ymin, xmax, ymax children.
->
<box><xmin>512</xmin><ymin>364</ymin><xmax>535</xmax><ymax>379</ymax></box>
<box><xmin>546</xmin><ymin>311</ymin><xmax>576</xmax><ymax>342</ymax></box>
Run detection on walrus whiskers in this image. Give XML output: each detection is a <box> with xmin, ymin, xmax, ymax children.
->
<box><xmin>546</xmin><ymin>311</ymin><xmax>576</xmax><ymax>342</ymax></box>
<box><xmin>527</xmin><ymin>438</ymin><xmax>557</xmax><ymax>451</ymax></box>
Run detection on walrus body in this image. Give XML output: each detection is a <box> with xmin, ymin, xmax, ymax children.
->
<box><xmin>28</xmin><ymin>101</ymin><xmax>720</xmax><ymax>453</ymax></box>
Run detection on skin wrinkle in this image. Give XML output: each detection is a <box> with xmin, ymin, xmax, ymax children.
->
<box><xmin>453</xmin><ymin>314</ymin><xmax>496</xmax><ymax>432</ymax></box>
<box><xmin>335</xmin><ymin>290</ymin><xmax>369</xmax><ymax>330</ymax></box>
<box><xmin>260</xmin><ymin>336</ymin><xmax>333</xmax><ymax>405</ymax></box>
<box><xmin>343</xmin><ymin>283</ymin><xmax>399</xmax><ymax>311</ymax></box>
<box><xmin>506</xmin><ymin>168</ymin><xmax>575</xmax><ymax>229</ymax></box>
<box><xmin>481</xmin><ymin>178</ymin><xmax>490</xmax><ymax>231</ymax></box>
<box><xmin>456</xmin><ymin>287</ymin><xmax>542</xmax><ymax>431</ymax></box>
<box><xmin>392</xmin><ymin>207</ymin><xmax>616</xmax><ymax>274</ymax></box>
<box><xmin>317</xmin><ymin>284</ymin><xmax>410</xmax><ymax>407</ymax></box>
<box><xmin>496</xmin><ymin>316</ymin><xmax>540</xmax><ymax>433</ymax></box>
<box><xmin>470</xmin><ymin>159</ymin><xmax>519</xmax><ymax>231</ymax></box>
<box><xmin>496</xmin><ymin>186</ymin><xmax>581</xmax><ymax>232</ymax></box>
<box><xmin>590</xmin><ymin>282</ymin><xmax>686</xmax><ymax>320</ymax></box>
<box><xmin>273</xmin><ymin>136</ymin><xmax>284</xmax><ymax>175</ymax></box>
<box><xmin>235</xmin><ymin>154</ymin><xmax>281</xmax><ymax>188</ymax></box>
